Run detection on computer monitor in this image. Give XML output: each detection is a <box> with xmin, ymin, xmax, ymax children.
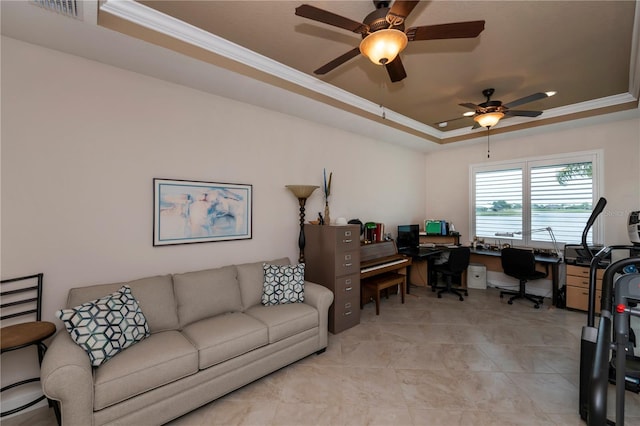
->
<box><xmin>397</xmin><ymin>224</ymin><xmax>419</xmax><ymax>250</ymax></box>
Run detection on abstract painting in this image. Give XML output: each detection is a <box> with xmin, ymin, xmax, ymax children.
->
<box><xmin>153</xmin><ymin>178</ymin><xmax>252</xmax><ymax>246</ymax></box>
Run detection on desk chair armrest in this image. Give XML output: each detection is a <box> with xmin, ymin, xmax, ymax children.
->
<box><xmin>41</xmin><ymin>331</ymin><xmax>94</xmax><ymax>426</ymax></box>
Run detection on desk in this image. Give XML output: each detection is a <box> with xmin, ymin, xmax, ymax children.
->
<box><xmin>401</xmin><ymin>248</ymin><xmax>444</xmax><ymax>292</ymax></box>
<box><xmin>469</xmin><ymin>248</ymin><xmax>562</xmax><ymax>307</ymax></box>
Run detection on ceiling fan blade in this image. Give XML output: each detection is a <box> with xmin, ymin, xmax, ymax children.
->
<box><xmin>505</xmin><ymin>110</ymin><xmax>543</xmax><ymax>117</ymax></box>
<box><xmin>295</xmin><ymin>4</ymin><xmax>369</xmax><ymax>35</ymax></box>
<box><xmin>388</xmin><ymin>1</ymin><xmax>420</xmax><ymax>22</ymax></box>
<box><xmin>503</xmin><ymin>92</ymin><xmax>550</xmax><ymax>109</ymax></box>
<box><xmin>459</xmin><ymin>102</ymin><xmax>479</xmax><ymax>110</ymax></box>
<box><xmin>385</xmin><ymin>55</ymin><xmax>407</xmax><ymax>82</ymax></box>
<box><xmin>471</xmin><ymin>122</ymin><xmax>482</xmax><ymax>129</ymax></box>
<box><xmin>406</xmin><ymin>20</ymin><xmax>485</xmax><ymax>41</ymax></box>
<box><xmin>314</xmin><ymin>47</ymin><xmax>361</xmax><ymax>75</ymax></box>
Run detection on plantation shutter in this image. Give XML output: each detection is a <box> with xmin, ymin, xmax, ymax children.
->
<box><xmin>474</xmin><ymin>168</ymin><xmax>523</xmax><ymax>239</ymax></box>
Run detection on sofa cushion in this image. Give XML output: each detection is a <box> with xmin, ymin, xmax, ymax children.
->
<box><xmin>173</xmin><ymin>265</ymin><xmax>242</xmax><ymax>328</ymax></box>
<box><xmin>261</xmin><ymin>263</ymin><xmax>305</xmax><ymax>306</ymax></box>
<box><xmin>245</xmin><ymin>303</ymin><xmax>318</xmax><ymax>344</ymax></box>
<box><xmin>93</xmin><ymin>330</ymin><xmax>198</xmax><ymax>410</ymax></box>
<box><xmin>66</xmin><ymin>275</ymin><xmax>179</xmax><ymax>333</ymax></box>
<box><xmin>57</xmin><ymin>286</ymin><xmax>150</xmax><ymax>367</ymax></box>
<box><xmin>181</xmin><ymin>312</ymin><xmax>268</xmax><ymax>370</ymax></box>
<box><xmin>236</xmin><ymin>257</ymin><xmax>290</xmax><ymax>310</ymax></box>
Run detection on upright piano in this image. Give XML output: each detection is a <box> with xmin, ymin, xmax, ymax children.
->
<box><xmin>361</xmin><ymin>241</ymin><xmax>412</xmax><ymax>278</ymax></box>
<box><xmin>360</xmin><ymin>241</ymin><xmax>412</xmax><ymax>314</ymax></box>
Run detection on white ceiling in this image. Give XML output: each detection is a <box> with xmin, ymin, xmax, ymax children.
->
<box><xmin>2</xmin><ymin>1</ymin><xmax>639</xmax><ymax>152</ymax></box>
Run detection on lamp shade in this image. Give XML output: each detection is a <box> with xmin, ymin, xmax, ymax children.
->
<box><xmin>359</xmin><ymin>29</ymin><xmax>408</xmax><ymax>65</ymax></box>
<box><xmin>474</xmin><ymin>112</ymin><xmax>505</xmax><ymax>128</ymax></box>
<box><xmin>286</xmin><ymin>185</ymin><xmax>319</xmax><ymax>199</ymax></box>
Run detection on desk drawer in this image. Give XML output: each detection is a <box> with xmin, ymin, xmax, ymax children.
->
<box><xmin>566</xmin><ymin>285</ymin><xmax>601</xmax><ymax>313</ymax></box>
<box><xmin>567</xmin><ymin>265</ymin><xmax>604</xmax><ymax>280</ymax></box>
<box><xmin>566</xmin><ymin>274</ymin><xmax>602</xmax><ymax>290</ymax></box>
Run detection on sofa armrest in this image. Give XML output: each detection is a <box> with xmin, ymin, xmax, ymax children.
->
<box><xmin>41</xmin><ymin>331</ymin><xmax>94</xmax><ymax>426</ymax></box>
<box><xmin>303</xmin><ymin>281</ymin><xmax>334</xmax><ymax>349</ymax></box>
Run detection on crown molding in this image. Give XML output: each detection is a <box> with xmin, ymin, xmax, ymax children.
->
<box><xmin>101</xmin><ymin>0</ymin><xmax>638</xmax><ymax>143</ymax></box>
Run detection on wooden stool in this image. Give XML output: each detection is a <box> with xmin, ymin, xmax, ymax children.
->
<box><xmin>361</xmin><ymin>272</ymin><xmax>406</xmax><ymax>315</ymax></box>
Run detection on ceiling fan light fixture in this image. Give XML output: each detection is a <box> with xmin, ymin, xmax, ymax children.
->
<box><xmin>359</xmin><ymin>29</ymin><xmax>408</xmax><ymax>65</ymax></box>
<box><xmin>474</xmin><ymin>112</ymin><xmax>504</xmax><ymax>128</ymax></box>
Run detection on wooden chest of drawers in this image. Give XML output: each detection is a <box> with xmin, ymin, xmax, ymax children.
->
<box><xmin>304</xmin><ymin>224</ymin><xmax>360</xmax><ymax>333</ymax></box>
<box><xmin>566</xmin><ymin>264</ymin><xmax>605</xmax><ymax>312</ymax></box>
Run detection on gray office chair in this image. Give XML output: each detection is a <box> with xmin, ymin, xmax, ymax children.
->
<box><xmin>432</xmin><ymin>247</ymin><xmax>470</xmax><ymax>301</ymax></box>
<box><xmin>500</xmin><ymin>247</ymin><xmax>547</xmax><ymax>308</ymax></box>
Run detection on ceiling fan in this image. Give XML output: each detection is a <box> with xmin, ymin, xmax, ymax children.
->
<box><xmin>437</xmin><ymin>88</ymin><xmax>557</xmax><ymax>129</ymax></box>
<box><xmin>295</xmin><ymin>1</ymin><xmax>485</xmax><ymax>83</ymax></box>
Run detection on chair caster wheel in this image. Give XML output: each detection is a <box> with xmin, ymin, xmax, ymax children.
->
<box><xmin>508</xmin><ymin>300</ymin><xmax>513</xmax><ymax>305</ymax></box>
<box><xmin>534</xmin><ymin>304</ymin><xmax>540</xmax><ymax>309</ymax></box>
<box><xmin>500</xmin><ymin>294</ymin><xmax>504</xmax><ymax>298</ymax></box>
<box><xmin>437</xmin><ymin>294</ymin><xmax>442</xmax><ymax>298</ymax></box>
<box><xmin>459</xmin><ymin>297</ymin><xmax>464</xmax><ymax>301</ymax></box>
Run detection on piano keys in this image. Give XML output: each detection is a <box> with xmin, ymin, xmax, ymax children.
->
<box><xmin>360</xmin><ymin>241</ymin><xmax>411</xmax><ymax>279</ymax></box>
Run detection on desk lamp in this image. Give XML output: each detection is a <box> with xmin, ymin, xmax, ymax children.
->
<box><xmin>495</xmin><ymin>226</ymin><xmax>561</xmax><ymax>258</ymax></box>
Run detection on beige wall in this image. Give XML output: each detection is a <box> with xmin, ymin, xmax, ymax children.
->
<box><xmin>1</xmin><ymin>37</ymin><xmax>425</xmax><ymax>325</ymax></box>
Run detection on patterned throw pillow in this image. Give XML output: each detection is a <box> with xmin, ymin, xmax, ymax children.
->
<box><xmin>56</xmin><ymin>285</ymin><xmax>150</xmax><ymax>367</ymax></box>
<box><xmin>261</xmin><ymin>263</ymin><xmax>305</xmax><ymax>306</ymax></box>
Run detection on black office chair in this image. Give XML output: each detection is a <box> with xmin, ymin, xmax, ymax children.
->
<box><xmin>1</xmin><ymin>273</ymin><xmax>58</xmax><ymax>419</ymax></box>
<box><xmin>500</xmin><ymin>247</ymin><xmax>547</xmax><ymax>309</ymax></box>
<box><xmin>432</xmin><ymin>247</ymin><xmax>470</xmax><ymax>301</ymax></box>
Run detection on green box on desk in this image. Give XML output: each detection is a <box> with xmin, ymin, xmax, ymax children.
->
<box><xmin>425</xmin><ymin>220</ymin><xmax>442</xmax><ymax>235</ymax></box>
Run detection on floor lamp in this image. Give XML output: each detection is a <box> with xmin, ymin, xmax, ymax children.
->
<box><xmin>286</xmin><ymin>185</ymin><xmax>319</xmax><ymax>263</ymax></box>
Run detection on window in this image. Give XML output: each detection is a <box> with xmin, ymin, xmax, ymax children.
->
<box><xmin>471</xmin><ymin>151</ymin><xmax>601</xmax><ymax>250</ymax></box>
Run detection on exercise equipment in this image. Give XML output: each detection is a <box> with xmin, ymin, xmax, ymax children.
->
<box><xmin>587</xmin><ymin>254</ymin><xmax>640</xmax><ymax>425</ymax></box>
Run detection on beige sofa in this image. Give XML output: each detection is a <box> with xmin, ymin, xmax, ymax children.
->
<box><xmin>41</xmin><ymin>258</ymin><xmax>334</xmax><ymax>426</ymax></box>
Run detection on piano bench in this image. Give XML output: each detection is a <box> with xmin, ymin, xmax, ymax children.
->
<box><xmin>361</xmin><ymin>272</ymin><xmax>406</xmax><ymax>315</ymax></box>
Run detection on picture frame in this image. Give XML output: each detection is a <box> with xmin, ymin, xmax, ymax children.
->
<box><xmin>153</xmin><ymin>178</ymin><xmax>252</xmax><ymax>246</ymax></box>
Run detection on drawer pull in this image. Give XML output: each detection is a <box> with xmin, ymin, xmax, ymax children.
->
<box><xmin>344</xmin><ymin>311</ymin><xmax>352</xmax><ymax>316</ymax></box>
<box><xmin>343</xmin><ymin>239</ymin><xmax>353</xmax><ymax>243</ymax></box>
<box><xmin>344</xmin><ymin>263</ymin><xmax>353</xmax><ymax>267</ymax></box>
<box><xmin>345</xmin><ymin>303</ymin><xmax>352</xmax><ymax>309</ymax></box>
<box><xmin>345</xmin><ymin>279</ymin><xmax>352</xmax><ymax>285</ymax></box>
<box><xmin>344</xmin><ymin>254</ymin><xmax>352</xmax><ymax>261</ymax></box>
<box><xmin>345</xmin><ymin>287</ymin><xmax>353</xmax><ymax>292</ymax></box>
<box><xmin>345</xmin><ymin>231</ymin><xmax>352</xmax><ymax>237</ymax></box>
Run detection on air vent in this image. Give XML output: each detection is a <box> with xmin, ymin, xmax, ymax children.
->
<box><xmin>32</xmin><ymin>0</ymin><xmax>81</xmax><ymax>19</ymax></box>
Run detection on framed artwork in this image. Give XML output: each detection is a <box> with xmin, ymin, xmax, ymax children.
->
<box><xmin>153</xmin><ymin>178</ymin><xmax>252</xmax><ymax>246</ymax></box>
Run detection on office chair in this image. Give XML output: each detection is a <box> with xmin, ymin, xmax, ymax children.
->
<box><xmin>432</xmin><ymin>247</ymin><xmax>470</xmax><ymax>301</ymax></box>
<box><xmin>1</xmin><ymin>273</ymin><xmax>58</xmax><ymax>419</ymax></box>
<box><xmin>500</xmin><ymin>247</ymin><xmax>547</xmax><ymax>309</ymax></box>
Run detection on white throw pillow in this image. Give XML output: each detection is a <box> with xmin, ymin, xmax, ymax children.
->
<box><xmin>261</xmin><ymin>263</ymin><xmax>305</xmax><ymax>306</ymax></box>
<box><xmin>56</xmin><ymin>285</ymin><xmax>150</xmax><ymax>366</ymax></box>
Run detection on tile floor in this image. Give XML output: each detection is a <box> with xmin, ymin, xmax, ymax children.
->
<box><xmin>6</xmin><ymin>285</ymin><xmax>640</xmax><ymax>425</ymax></box>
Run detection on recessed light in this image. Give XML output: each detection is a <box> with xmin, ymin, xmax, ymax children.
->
<box><xmin>545</xmin><ymin>91</ymin><xmax>557</xmax><ymax>97</ymax></box>
<box><xmin>438</xmin><ymin>122</ymin><xmax>448</xmax><ymax>128</ymax></box>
